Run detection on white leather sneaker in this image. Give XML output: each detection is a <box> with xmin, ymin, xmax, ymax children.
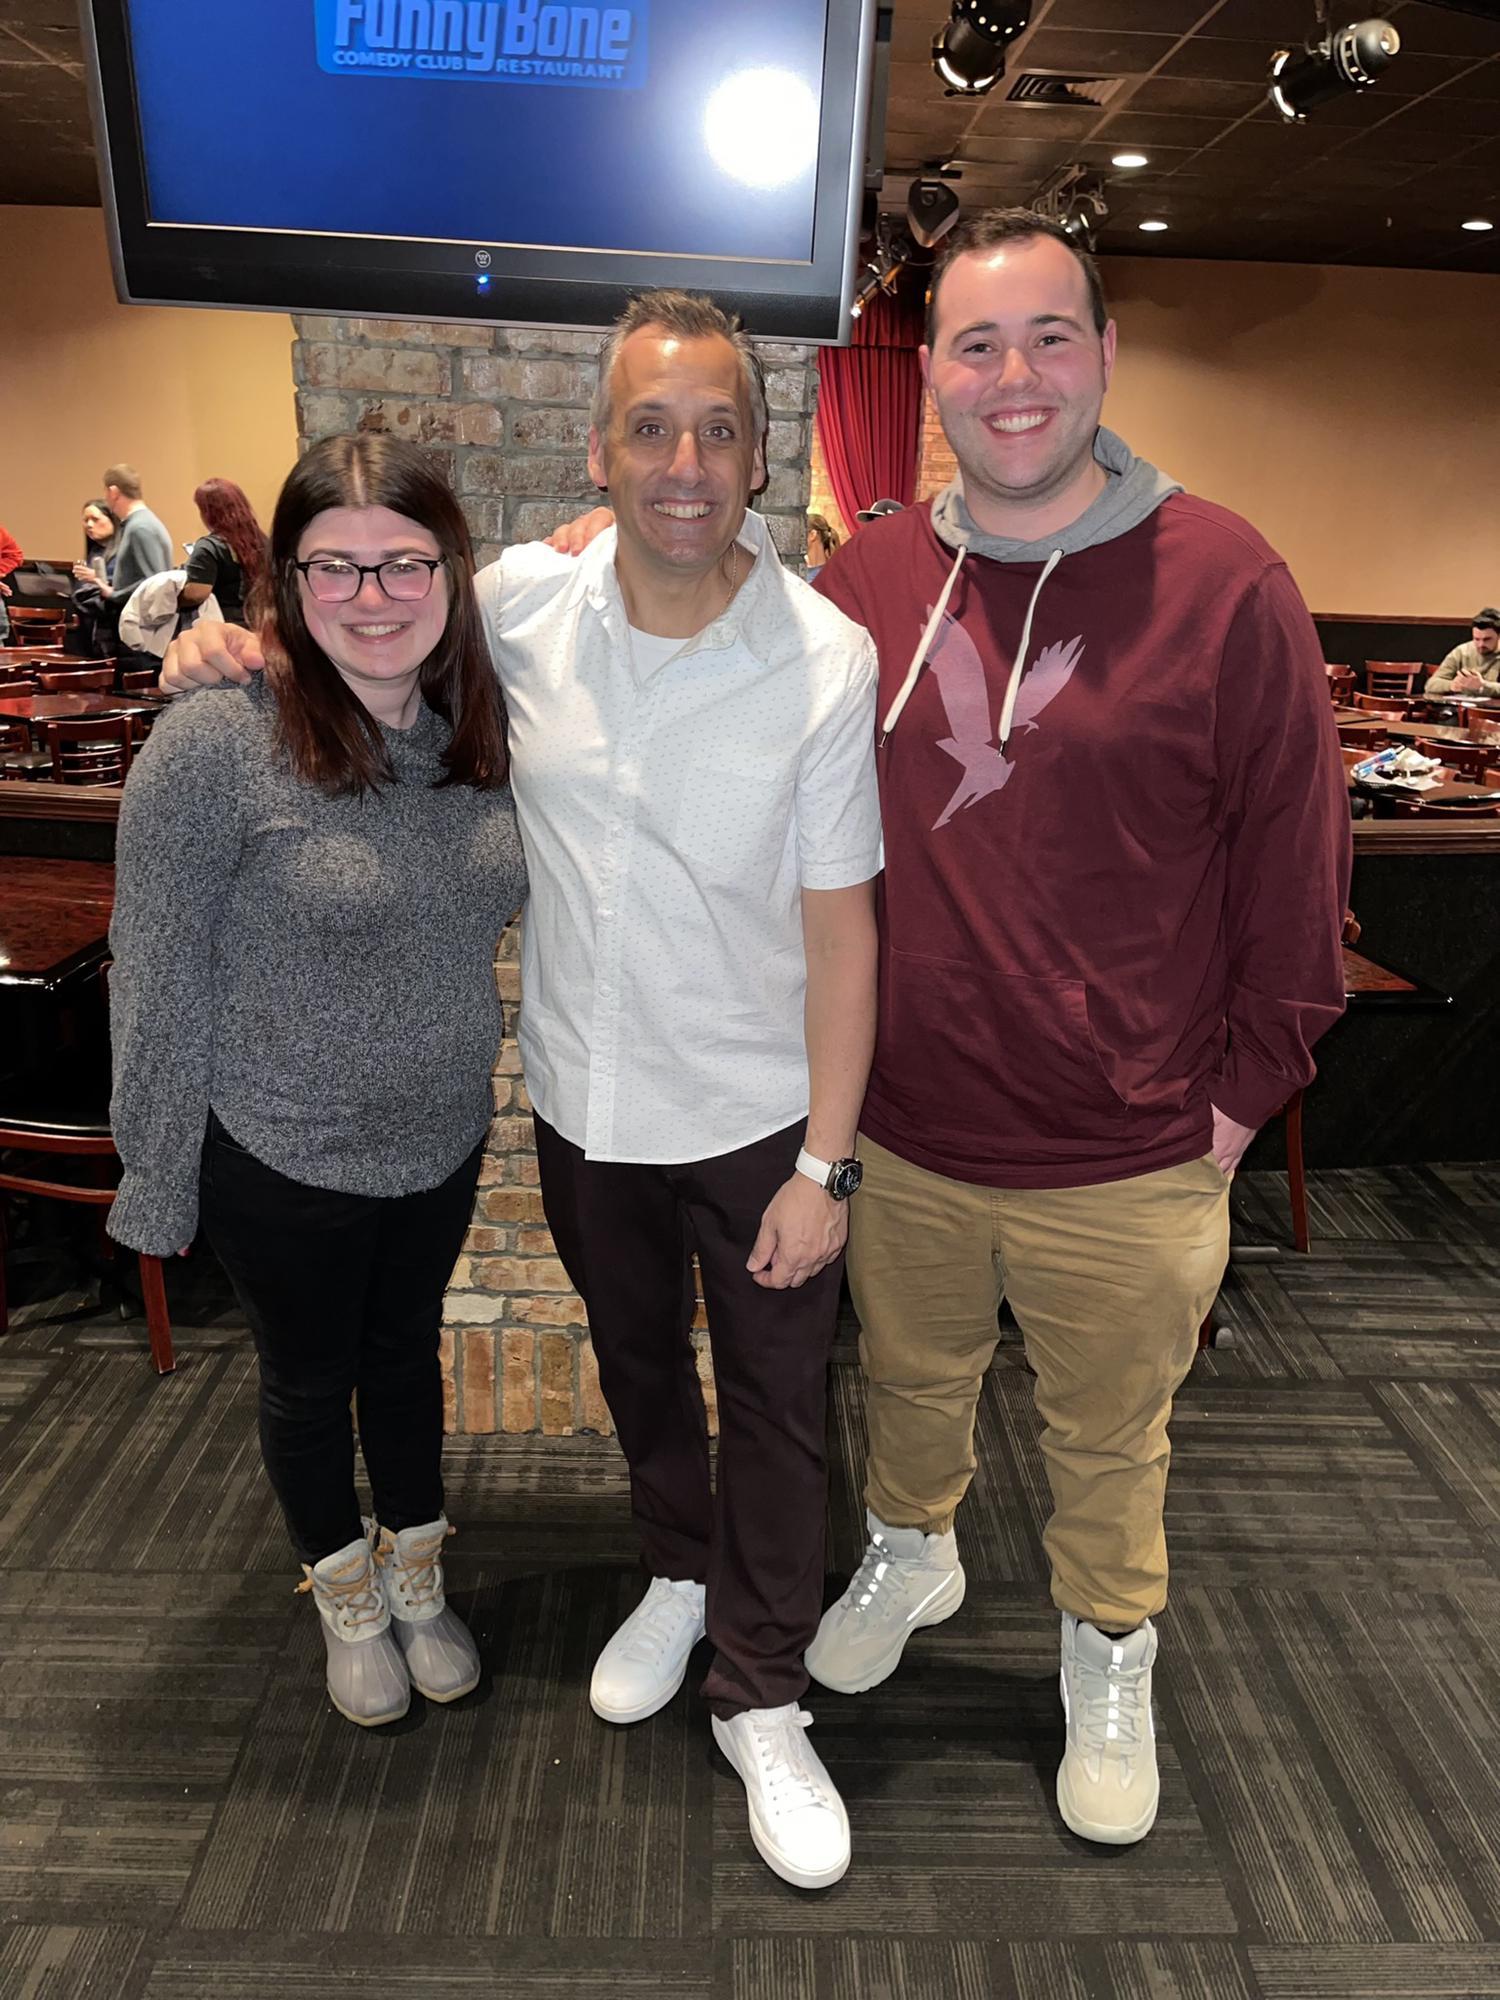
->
<box><xmin>298</xmin><ymin>1532</ymin><xmax>410</xmax><ymax>1728</ymax></box>
<box><xmin>375</xmin><ymin>1516</ymin><xmax>481</xmax><ymax>1703</ymax></box>
<box><xmin>805</xmin><ymin>1509</ymin><xmax>965</xmax><ymax>1694</ymax></box>
<box><xmin>1056</xmin><ymin>1613</ymin><xmax>1160</xmax><ymax>1845</ymax></box>
<box><xmin>590</xmin><ymin>1576</ymin><xmax>706</xmax><ymax>1724</ymax></box>
<box><xmin>712</xmin><ymin>1704</ymin><xmax>851</xmax><ymax>1890</ymax></box>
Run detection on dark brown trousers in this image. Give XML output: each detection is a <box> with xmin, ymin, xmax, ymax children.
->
<box><xmin>533</xmin><ymin>1114</ymin><xmax>842</xmax><ymax>1717</ymax></box>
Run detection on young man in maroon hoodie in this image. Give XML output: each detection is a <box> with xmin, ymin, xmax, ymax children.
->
<box><xmin>805</xmin><ymin>208</ymin><xmax>1352</xmax><ymax>1848</ymax></box>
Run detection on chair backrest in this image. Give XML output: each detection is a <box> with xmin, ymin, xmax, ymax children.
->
<box><xmin>1353</xmin><ymin>694</ymin><xmax>1407</xmax><ymax>718</ymax></box>
<box><xmin>0</xmin><ymin>722</ymin><xmax>31</xmax><ymax>755</ymax></box>
<box><xmin>0</xmin><ymin>677</ymin><xmax>39</xmax><ymax>696</ymax></box>
<box><xmin>1416</xmin><ymin>738</ymin><xmax>1491</xmax><ymax>781</ymax></box>
<box><xmin>44</xmin><ymin>714</ymin><xmax>135</xmax><ymax>786</ymax></box>
<box><xmin>36</xmin><ymin>668</ymin><xmax>113</xmax><ymax>693</ymax></box>
<box><xmin>1364</xmin><ymin>662</ymin><xmax>1422</xmax><ymax>699</ymax></box>
<box><xmin>1396</xmin><ymin>796</ymin><xmax>1500</xmax><ymax>818</ymax></box>
<box><xmin>118</xmin><ymin>670</ymin><xmax>159</xmax><ymax>693</ymax></box>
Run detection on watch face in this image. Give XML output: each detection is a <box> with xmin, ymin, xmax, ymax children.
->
<box><xmin>828</xmin><ymin>1158</ymin><xmax>863</xmax><ymax>1200</ymax></box>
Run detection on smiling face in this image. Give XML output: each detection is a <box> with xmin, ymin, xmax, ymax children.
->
<box><xmin>587</xmin><ymin>327</ymin><xmax>764</xmax><ymax>585</ymax></box>
<box><xmin>295</xmin><ymin>506</ymin><xmax>449</xmax><ymax>700</ymax></box>
<box><xmin>922</xmin><ymin>234</ymin><xmax>1116</xmax><ymax>534</ymax></box>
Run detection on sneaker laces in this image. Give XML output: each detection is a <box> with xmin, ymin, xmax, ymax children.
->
<box><xmin>843</xmin><ymin>1531</ymin><xmax>915</xmax><ymax>1624</ymax></box>
<box><xmin>295</xmin><ymin>1547</ymin><xmax>385</xmax><ymax>1633</ymax></box>
<box><xmin>617</xmin><ymin>1578</ymin><xmax>703</xmax><ymax>1666</ymax></box>
<box><xmin>1068</xmin><ymin>1641</ymin><xmax>1151</xmax><ymax>1762</ymax></box>
<box><xmin>376</xmin><ymin>1523</ymin><xmax>452</xmax><ymax>1613</ymax></box>
<box><xmin>749</xmin><ymin>1709</ymin><xmax>836</xmax><ymax>1815</ymax></box>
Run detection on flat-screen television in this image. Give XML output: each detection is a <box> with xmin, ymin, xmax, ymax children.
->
<box><xmin>81</xmin><ymin>0</ymin><xmax>877</xmax><ymax>342</ymax></box>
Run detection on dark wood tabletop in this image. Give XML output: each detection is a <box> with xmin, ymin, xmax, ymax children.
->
<box><xmin>0</xmin><ymin>855</ymin><xmax>115</xmax><ymax>990</ymax></box>
<box><xmin>0</xmin><ymin>692</ymin><xmax>156</xmax><ymax>724</ymax></box>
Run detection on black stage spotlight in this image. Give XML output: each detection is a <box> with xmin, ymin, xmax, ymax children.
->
<box><xmin>1269</xmin><ymin>17</ymin><xmax>1401</xmax><ymax>121</ymax></box>
<box><xmin>931</xmin><ymin>1</ymin><xmax>1031</xmax><ymax>97</ymax></box>
<box><xmin>906</xmin><ymin>178</ymin><xmax>962</xmax><ymax>250</ymax></box>
<box><xmin>850</xmin><ymin>226</ymin><xmax>912</xmax><ymax>318</ymax></box>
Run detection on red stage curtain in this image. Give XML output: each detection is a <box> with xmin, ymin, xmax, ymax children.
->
<box><xmin>814</xmin><ymin>288</ymin><xmax>925</xmax><ymax>535</ymax></box>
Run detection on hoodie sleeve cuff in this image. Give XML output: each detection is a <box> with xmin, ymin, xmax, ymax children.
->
<box><xmin>107</xmin><ymin>1174</ymin><xmax>199</xmax><ymax>1260</ymax></box>
<box><xmin>1208</xmin><ymin>1053</ymin><xmax>1304</xmax><ymax>1134</ymax></box>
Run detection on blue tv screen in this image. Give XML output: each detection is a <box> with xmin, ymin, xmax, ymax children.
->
<box><xmin>83</xmin><ymin>0</ymin><xmax>876</xmax><ymax>341</ymax></box>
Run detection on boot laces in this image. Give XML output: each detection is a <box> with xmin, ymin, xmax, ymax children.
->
<box><xmin>619</xmin><ymin>1578</ymin><xmax>702</xmax><ymax>1665</ymax></box>
<box><xmin>845</xmin><ymin>1532</ymin><xmax>913</xmax><ymax>1622</ymax></box>
<box><xmin>296</xmin><ymin>1547</ymin><xmax>385</xmax><ymax>1632</ymax></box>
<box><xmin>749</xmin><ymin>1709</ymin><xmax>835</xmax><ymax>1815</ymax></box>
<box><xmin>1069</xmin><ymin>1642</ymin><xmax>1150</xmax><ymax>1762</ymax></box>
<box><xmin>378</xmin><ymin>1524</ymin><xmax>452</xmax><ymax>1612</ymax></box>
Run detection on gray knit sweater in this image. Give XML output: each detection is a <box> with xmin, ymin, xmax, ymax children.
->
<box><xmin>107</xmin><ymin>679</ymin><xmax>527</xmax><ymax>1256</ymax></box>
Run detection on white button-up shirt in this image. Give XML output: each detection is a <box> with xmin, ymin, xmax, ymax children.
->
<box><xmin>475</xmin><ymin>509</ymin><xmax>881</xmax><ymax>1165</ymax></box>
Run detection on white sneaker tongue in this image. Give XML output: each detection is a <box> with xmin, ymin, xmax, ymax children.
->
<box><xmin>1078</xmin><ymin>1621</ymin><xmax>1147</xmax><ymax>1668</ymax></box>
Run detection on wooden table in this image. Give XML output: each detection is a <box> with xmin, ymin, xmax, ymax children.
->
<box><xmin>0</xmin><ymin>693</ymin><xmax>157</xmax><ymax>725</ymax></box>
<box><xmin>0</xmin><ymin>855</ymin><xmax>115</xmax><ymax>993</ymax></box>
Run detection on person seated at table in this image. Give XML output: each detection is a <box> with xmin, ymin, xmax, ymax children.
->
<box><xmin>1425</xmin><ymin>609</ymin><xmax>1500</xmax><ymax>697</ymax></box>
<box><xmin>69</xmin><ymin>500</ymin><xmax>120</xmax><ymax>657</ymax></box>
<box><xmin>106</xmin><ymin>435</ymin><xmax>527</xmax><ymax>1729</ymax></box>
<box><xmin>179</xmin><ymin>477</ymin><xmax>267</xmax><ymax>628</ymax></box>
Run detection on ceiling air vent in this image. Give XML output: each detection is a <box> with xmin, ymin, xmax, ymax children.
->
<box><xmin>1005</xmin><ymin>72</ymin><xmax>1126</xmax><ymax>108</ymax></box>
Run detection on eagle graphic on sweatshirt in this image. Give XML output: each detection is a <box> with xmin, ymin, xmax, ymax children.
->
<box><xmin>926</xmin><ymin>615</ymin><xmax>1085</xmax><ymax>831</ymax></box>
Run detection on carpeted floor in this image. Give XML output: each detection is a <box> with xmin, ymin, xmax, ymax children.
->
<box><xmin>2</xmin><ymin>1163</ymin><xmax>1499</xmax><ymax>1999</ymax></box>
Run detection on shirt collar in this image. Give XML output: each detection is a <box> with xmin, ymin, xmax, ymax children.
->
<box><xmin>580</xmin><ymin>506</ymin><xmax>784</xmax><ymax>662</ymax></box>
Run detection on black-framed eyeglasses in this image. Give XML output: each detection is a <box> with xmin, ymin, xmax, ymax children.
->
<box><xmin>292</xmin><ymin>556</ymin><xmax>446</xmax><ymax>604</ymax></box>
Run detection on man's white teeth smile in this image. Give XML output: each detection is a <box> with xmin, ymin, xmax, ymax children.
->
<box><xmin>654</xmin><ymin>501</ymin><xmax>712</xmax><ymax>518</ymax></box>
<box><xmin>988</xmin><ymin>412</ymin><xmax>1050</xmax><ymax>434</ymax></box>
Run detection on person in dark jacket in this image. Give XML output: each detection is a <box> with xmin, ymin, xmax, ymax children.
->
<box><xmin>804</xmin><ymin>208</ymin><xmax>1351</xmax><ymax>1850</ymax></box>
<box><xmin>180</xmin><ymin>477</ymin><xmax>268</xmax><ymax>628</ymax></box>
<box><xmin>69</xmin><ymin>500</ymin><xmax>119</xmax><ymax>657</ymax></box>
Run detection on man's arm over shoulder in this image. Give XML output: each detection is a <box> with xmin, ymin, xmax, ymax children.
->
<box><xmin>1210</xmin><ymin>563</ymin><xmax>1352</xmax><ymax>1132</ymax></box>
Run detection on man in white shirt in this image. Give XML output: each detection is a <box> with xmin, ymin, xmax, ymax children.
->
<box><xmin>162</xmin><ymin>291</ymin><xmax>882</xmax><ymax>1892</ymax></box>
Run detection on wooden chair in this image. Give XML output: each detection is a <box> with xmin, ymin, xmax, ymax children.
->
<box><xmin>44</xmin><ymin>716</ymin><xmax>134</xmax><ymax>786</ymax></box>
<box><xmin>1353</xmin><ymin>694</ymin><xmax>1408</xmax><ymax>718</ymax></box>
<box><xmin>118</xmin><ymin>670</ymin><xmax>160</xmax><ymax>694</ymax></box>
<box><xmin>1416</xmin><ymin>738</ymin><xmax>1491</xmax><ymax>782</ymax></box>
<box><xmin>0</xmin><ymin>721</ymin><xmax>52</xmax><ymax>782</ymax></box>
<box><xmin>36</xmin><ymin>667</ymin><xmax>113</xmax><ymax>693</ymax></box>
<box><xmin>0</xmin><ymin>676</ymin><xmax>40</xmax><ymax>695</ymax></box>
<box><xmin>1396</xmin><ymin>799</ymin><xmax>1500</xmax><ymax>818</ymax></box>
<box><xmin>1337</xmin><ymin>721</ymin><xmax>1388</xmax><ymax>748</ymax></box>
<box><xmin>1325</xmin><ymin>665</ymin><xmax>1355</xmax><ymax>703</ymax></box>
<box><xmin>0</xmin><ymin>1104</ymin><xmax>174</xmax><ymax>1376</ymax></box>
<box><xmin>1364</xmin><ymin>663</ymin><xmax>1422</xmax><ymax>700</ymax></box>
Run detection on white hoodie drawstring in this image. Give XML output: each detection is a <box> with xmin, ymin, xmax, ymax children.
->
<box><xmin>879</xmin><ymin>543</ymin><xmax>1065</xmax><ymax>749</ymax></box>
<box><xmin>997</xmin><ymin>548</ymin><xmax>1064</xmax><ymax>750</ymax></box>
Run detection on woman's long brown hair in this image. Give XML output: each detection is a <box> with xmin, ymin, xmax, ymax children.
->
<box><xmin>263</xmin><ymin>434</ymin><xmax>508</xmax><ymax>797</ymax></box>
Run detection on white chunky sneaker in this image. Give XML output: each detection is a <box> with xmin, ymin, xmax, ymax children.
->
<box><xmin>712</xmin><ymin>1704</ymin><xmax>851</xmax><ymax>1890</ymax></box>
<box><xmin>805</xmin><ymin>1508</ymin><xmax>966</xmax><ymax>1694</ymax></box>
<box><xmin>298</xmin><ymin>1531</ymin><xmax>410</xmax><ymax>1728</ymax></box>
<box><xmin>375</xmin><ymin>1516</ymin><xmax>481</xmax><ymax>1703</ymax></box>
<box><xmin>1056</xmin><ymin>1613</ymin><xmax>1160</xmax><ymax>1846</ymax></box>
<box><xmin>590</xmin><ymin>1576</ymin><xmax>707</xmax><ymax>1724</ymax></box>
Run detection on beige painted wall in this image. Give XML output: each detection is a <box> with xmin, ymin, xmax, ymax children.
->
<box><xmin>0</xmin><ymin>206</ymin><xmax>297</xmax><ymax>563</ymax></box>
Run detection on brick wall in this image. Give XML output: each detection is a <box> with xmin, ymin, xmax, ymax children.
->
<box><xmin>290</xmin><ymin>314</ymin><xmax>817</xmax><ymax>1436</ymax></box>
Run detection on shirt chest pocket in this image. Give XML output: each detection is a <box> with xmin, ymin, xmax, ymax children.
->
<box><xmin>667</xmin><ymin>745</ymin><xmax>797</xmax><ymax>881</ymax></box>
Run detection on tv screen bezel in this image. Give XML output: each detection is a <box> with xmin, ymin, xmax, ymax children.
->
<box><xmin>80</xmin><ymin>0</ymin><xmax>877</xmax><ymax>343</ymax></box>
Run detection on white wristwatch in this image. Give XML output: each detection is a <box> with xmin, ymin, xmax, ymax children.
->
<box><xmin>795</xmin><ymin>1147</ymin><xmax>864</xmax><ymax>1201</ymax></box>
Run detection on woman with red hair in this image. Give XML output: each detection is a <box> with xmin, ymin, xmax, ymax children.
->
<box><xmin>180</xmin><ymin>477</ymin><xmax>268</xmax><ymax>626</ymax></box>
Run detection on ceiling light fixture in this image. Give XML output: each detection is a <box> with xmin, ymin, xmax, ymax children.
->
<box><xmin>1268</xmin><ymin>14</ymin><xmax>1401</xmax><ymax>122</ymax></box>
<box><xmin>1138</xmin><ymin>219</ymin><xmax>1169</xmax><ymax>233</ymax></box>
<box><xmin>1461</xmin><ymin>217</ymin><xmax>1494</xmax><ymax>232</ymax></box>
<box><xmin>1031</xmin><ymin>163</ymin><xmax>1110</xmax><ymax>252</ymax></box>
<box><xmin>849</xmin><ymin>221</ymin><xmax>913</xmax><ymax>319</ymax></box>
<box><xmin>931</xmin><ymin>1</ymin><xmax>1031</xmax><ymax>98</ymax></box>
<box><xmin>1111</xmin><ymin>151</ymin><xmax>1149</xmax><ymax>168</ymax></box>
<box><xmin>906</xmin><ymin>177</ymin><xmax>962</xmax><ymax>250</ymax></box>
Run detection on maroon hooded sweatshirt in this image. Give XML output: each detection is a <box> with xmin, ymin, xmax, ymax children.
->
<box><xmin>814</xmin><ymin>433</ymin><xmax>1352</xmax><ymax>1189</ymax></box>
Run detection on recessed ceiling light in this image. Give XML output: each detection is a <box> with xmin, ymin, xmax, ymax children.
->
<box><xmin>1461</xmin><ymin>217</ymin><xmax>1494</xmax><ymax>232</ymax></box>
<box><xmin>1138</xmin><ymin>219</ymin><xmax>1169</xmax><ymax>232</ymax></box>
<box><xmin>1111</xmin><ymin>152</ymin><xmax>1149</xmax><ymax>168</ymax></box>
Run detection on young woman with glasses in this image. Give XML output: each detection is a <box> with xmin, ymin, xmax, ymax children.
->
<box><xmin>106</xmin><ymin>435</ymin><xmax>527</xmax><ymax>1728</ymax></box>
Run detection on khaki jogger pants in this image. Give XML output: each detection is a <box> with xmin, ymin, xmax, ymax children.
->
<box><xmin>847</xmin><ymin>1134</ymin><xmax>1231</xmax><ymax>1631</ymax></box>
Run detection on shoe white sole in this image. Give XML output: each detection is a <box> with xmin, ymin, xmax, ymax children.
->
<box><xmin>327</xmin><ymin>1688</ymin><xmax>410</xmax><ymax>1728</ymax></box>
<box><xmin>590</xmin><ymin>1645</ymin><xmax>699</xmax><ymax>1725</ymax></box>
<box><xmin>805</xmin><ymin>1566</ymin><xmax>967</xmax><ymax>1695</ymax></box>
<box><xmin>1056</xmin><ymin>1763</ymin><xmax>1160</xmax><ymax>1846</ymax></box>
<box><xmin>410</xmin><ymin>1668</ymin><xmax>481</xmax><ymax>1704</ymax></box>
<box><xmin>711</xmin><ymin>1716</ymin><xmax>851</xmax><ymax>1890</ymax></box>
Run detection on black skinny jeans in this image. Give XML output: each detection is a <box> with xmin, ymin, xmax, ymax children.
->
<box><xmin>198</xmin><ymin>1113</ymin><xmax>482</xmax><ymax>1565</ymax></box>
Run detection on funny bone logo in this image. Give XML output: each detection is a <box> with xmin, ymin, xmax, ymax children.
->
<box><xmin>926</xmin><ymin>616</ymin><xmax>1084</xmax><ymax>831</ymax></box>
<box><xmin>319</xmin><ymin>0</ymin><xmax>647</xmax><ymax>85</ymax></box>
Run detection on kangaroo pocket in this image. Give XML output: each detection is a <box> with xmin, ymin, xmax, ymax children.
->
<box><xmin>873</xmin><ymin>948</ymin><xmax>1129</xmax><ymax>1160</ymax></box>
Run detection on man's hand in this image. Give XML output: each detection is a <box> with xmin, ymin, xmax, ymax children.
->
<box><xmin>160</xmin><ymin>619</ymin><xmax>264</xmax><ymax>693</ymax></box>
<box><xmin>1209</xmin><ymin>1103</ymin><xmax>1258</xmax><ymax>1178</ymax></box>
<box><xmin>1454</xmin><ymin>667</ymin><xmax>1485</xmax><ymax>694</ymax></box>
<box><xmin>543</xmin><ymin>505</ymin><xmax>614</xmax><ymax>557</ymax></box>
<box><xmin>70</xmin><ymin>562</ymin><xmax>95</xmax><ymax>584</ymax></box>
<box><xmin>746</xmin><ymin>1174</ymin><xmax>848</xmax><ymax>1290</ymax></box>
<box><xmin>0</xmin><ymin>581</ymin><xmax>10</xmax><ymax>598</ymax></box>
